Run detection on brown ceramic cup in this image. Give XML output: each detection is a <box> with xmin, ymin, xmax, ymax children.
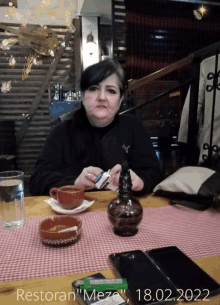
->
<box><xmin>49</xmin><ymin>186</ymin><xmax>84</xmax><ymax>210</ymax></box>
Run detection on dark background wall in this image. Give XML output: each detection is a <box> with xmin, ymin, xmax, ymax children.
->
<box><xmin>125</xmin><ymin>0</ymin><xmax>220</xmax><ymax>80</ymax></box>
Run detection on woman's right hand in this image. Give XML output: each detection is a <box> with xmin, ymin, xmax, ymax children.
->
<box><xmin>74</xmin><ymin>166</ymin><xmax>103</xmax><ymax>190</ymax></box>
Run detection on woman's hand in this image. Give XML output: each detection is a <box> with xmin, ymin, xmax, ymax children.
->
<box><xmin>130</xmin><ymin>169</ymin><xmax>144</xmax><ymax>191</ymax></box>
<box><xmin>106</xmin><ymin>164</ymin><xmax>121</xmax><ymax>191</ymax></box>
<box><xmin>74</xmin><ymin>166</ymin><xmax>103</xmax><ymax>190</ymax></box>
<box><xmin>107</xmin><ymin>164</ymin><xmax>144</xmax><ymax>192</ymax></box>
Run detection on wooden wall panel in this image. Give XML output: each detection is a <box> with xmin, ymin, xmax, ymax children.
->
<box><xmin>0</xmin><ymin>22</ymin><xmax>75</xmax><ymax>175</ymax></box>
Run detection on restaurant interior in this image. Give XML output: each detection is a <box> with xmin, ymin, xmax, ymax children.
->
<box><xmin>0</xmin><ymin>0</ymin><xmax>220</xmax><ymax>189</ymax></box>
<box><xmin>0</xmin><ymin>0</ymin><xmax>220</xmax><ymax>304</ymax></box>
<box><xmin>1</xmin><ymin>0</ymin><xmax>220</xmax><ymax>194</ymax></box>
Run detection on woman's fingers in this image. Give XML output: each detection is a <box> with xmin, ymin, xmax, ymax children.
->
<box><xmin>110</xmin><ymin>164</ymin><xmax>121</xmax><ymax>176</ymax></box>
<box><xmin>85</xmin><ymin>173</ymin><xmax>97</xmax><ymax>182</ymax></box>
<box><xmin>106</xmin><ymin>164</ymin><xmax>121</xmax><ymax>191</ymax></box>
<box><xmin>82</xmin><ymin>166</ymin><xmax>102</xmax><ymax>177</ymax></box>
<box><xmin>75</xmin><ymin>165</ymin><xmax>144</xmax><ymax>192</ymax></box>
<box><xmin>113</xmin><ymin>171</ymin><xmax>120</xmax><ymax>186</ymax></box>
<box><xmin>74</xmin><ymin>166</ymin><xmax>103</xmax><ymax>190</ymax></box>
<box><xmin>105</xmin><ymin>172</ymin><xmax>120</xmax><ymax>191</ymax></box>
<box><xmin>83</xmin><ymin>167</ymin><xmax>103</xmax><ymax>182</ymax></box>
<box><xmin>74</xmin><ymin>176</ymin><xmax>96</xmax><ymax>190</ymax></box>
<box><xmin>130</xmin><ymin>169</ymin><xmax>144</xmax><ymax>191</ymax></box>
<box><xmin>131</xmin><ymin>179</ymin><xmax>139</xmax><ymax>191</ymax></box>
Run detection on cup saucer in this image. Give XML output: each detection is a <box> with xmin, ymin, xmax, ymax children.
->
<box><xmin>44</xmin><ymin>198</ymin><xmax>95</xmax><ymax>215</ymax></box>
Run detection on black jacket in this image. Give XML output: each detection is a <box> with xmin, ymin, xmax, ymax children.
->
<box><xmin>29</xmin><ymin>110</ymin><xmax>163</xmax><ymax>196</ymax></box>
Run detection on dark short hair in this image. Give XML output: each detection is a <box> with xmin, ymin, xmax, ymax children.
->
<box><xmin>80</xmin><ymin>59</ymin><xmax>126</xmax><ymax>97</ymax></box>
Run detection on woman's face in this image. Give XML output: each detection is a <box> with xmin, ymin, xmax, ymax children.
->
<box><xmin>82</xmin><ymin>73</ymin><xmax>122</xmax><ymax>127</ymax></box>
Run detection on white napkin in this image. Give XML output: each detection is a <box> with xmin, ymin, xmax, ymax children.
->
<box><xmin>44</xmin><ymin>198</ymin><xmax>95</xmax><ymax>215</ymax></box>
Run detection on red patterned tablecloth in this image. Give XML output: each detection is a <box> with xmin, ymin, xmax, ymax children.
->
<box><xmin>0</xmin><ymin>205</ymin><xmax>220</xmax><ymax>282</ymax></box>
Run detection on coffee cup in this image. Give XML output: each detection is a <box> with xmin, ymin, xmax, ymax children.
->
<box><xmin>49</xmin><ymin>186</ymin><xmax>84</xmax><ymax>210</ymax></box>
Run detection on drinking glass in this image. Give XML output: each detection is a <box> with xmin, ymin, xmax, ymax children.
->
<box><xmin>0</xmin><ymin>171</ymin><xmax>25</xmax><ymax>229</ymax></box>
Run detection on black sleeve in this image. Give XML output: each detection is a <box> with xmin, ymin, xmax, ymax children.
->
<box><xmin>129</xmin><ymin>117</ymin><xmax>163</xmax><ymax>195</ymax></box>
<box><xmin>29</xmin><ymin>123</ymin><xmax>77</xmax><ymax>196</ymax></box>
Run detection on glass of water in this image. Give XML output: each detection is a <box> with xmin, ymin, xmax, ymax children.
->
<box><xmin>0</xmin><ymin>171</ymin><xmax>25</xmax><ymax>229</ymax></box>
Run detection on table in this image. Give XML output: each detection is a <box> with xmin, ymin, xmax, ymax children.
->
<box><xmin>50</xmin><ymin>101</ymin><xmax>81</xmax><ymax>119</ymax></box>
<box><xmin>0</xmin><ymin>191</ymin><xmax>219</xmax><ymax>305</ymax></box>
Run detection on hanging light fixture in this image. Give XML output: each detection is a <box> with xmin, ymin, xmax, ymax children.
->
<box><xmin>193</xmin><ymin>5</ymin><xmax>207</xmax><ymax>20</ymax></box>
<box><xmin>86</xmin><ymin>31</ymin><xmax>96</xmax><ymax>56</ymax></box>
<box><xmin>199</xmin><ymin>5</ymin><xmax>206</xmax><ymax>16</ymax></box>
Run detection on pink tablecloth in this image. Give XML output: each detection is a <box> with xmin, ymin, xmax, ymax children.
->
<box><xmin>0</xmin><ymin>205</ymin><xmax>220</xmax><ymax>282</ymax></box>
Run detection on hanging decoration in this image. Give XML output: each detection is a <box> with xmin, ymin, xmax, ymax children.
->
<box><xmin>0</xmin><ymin>23</ymin><xmax>59</xmax><ymax>56</ymax></box>
<box><xmin>22</xmin><ymin>55</ymin><xmax>37</xmax><ymax>81</ymax></box>
<box><xmin>193</xmin><ymin>5</ymin><xmax>206</xmax><ymax>20</ymax></box>
<box><xmin>41</xmin><ymin>0</ymin><xmax>52</xmax><ymax>6</ymax></box>
<box><xmin>33</xmin><ymin>58</ymin><xmax>43</xmax><ymax>66</ymax></box>
<box><xmin>193</xmin><ymin>10</ymin><xmax>202</xmax><ymax>20</ymax></box>
<box><xmin>0</xmin><ymin>1</ymin><xmax>77</xmax><ymax>95</ymax></box>
<box><xmin>33</xmin><ymin>0</ymin><xmax>77</xmax><ymax>27</ymax></box>
<box><xmin>9</xmin><ymin>56</ymin><xmax>16</xmax><ymax>68</ymax></box>
<box><xmin>65</xmin><ymin>9</ymin><xmax>71</xmax><ymax>28</ymax></box>
<box><xmin>4</xmin><ymin>5</ymin><xmax>27</xmax><ymax>25</ymax></box>
<box><xmin>1</xmin><ymin>81</ymin><xmax>12</xmax><ymax>93</ymax></box>
<box><xmin>0</xmin><ymin>37</ymin><xmax>18</xmax><ymax>50</ymax></box>
<box><xmin>4</xmin><ymin>0</ymin><xmax>78</xmax><ymax>26</ymax></box>
<box><xmin>1</xmin><ymin>0</ymin><xmax>77</xmax><ymax>57</ymax></box>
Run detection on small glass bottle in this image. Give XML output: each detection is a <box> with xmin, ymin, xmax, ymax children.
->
<box><xmin>59</xmin><ymin>85</ymin><xmax>63</xmax><ymax>101</ymax></box>
<box><xmin>107</xmin><ymin>161</ymin><xmax>143</xmax><ymax>236</ymax></box>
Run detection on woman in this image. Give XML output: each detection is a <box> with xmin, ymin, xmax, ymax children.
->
<box><xmin>29</xmin><ymin>59</ymin><xmax>163</xmax><ymax>195</ymax></box>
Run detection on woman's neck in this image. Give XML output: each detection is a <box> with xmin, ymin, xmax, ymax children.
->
<box><xmin>86</xmin><ymin>115</ymin><xmax>115</xmax><ymax>128</ymax></box>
